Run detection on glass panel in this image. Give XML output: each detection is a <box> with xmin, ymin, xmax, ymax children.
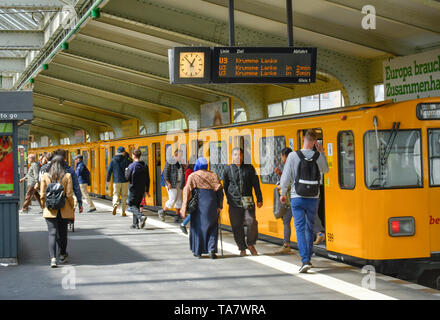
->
<box><xmin>429</xmin><ymin>129</ymin><xmax>440</xmax><ymax>186</ymax></box>
<box><xmin>284</xmin><ymin>98</ymin><xmax>300</xmax><ymax>115</ymax></box>
<box><xmin>259</xmin><ymin>136</ymin><xmax>286</xmax><ymax>184</ymax></box>
<box><xmin>180</xmin><ymin>144</ymin><xmax>187</xmax><ymax>164</ymax></box>
<box><xmin>139</xmin><ymin>146</ymin><xmax>148</xmax><ymax>165</ymax></box>
<box><xmin>91</xmin><ymin>150</ymin><xmax>95</xmax><ymax>170</ymax></box>
<box><xmin>0</xmin><ymin>123</ymin><xmax>13</xmax><ymax>133</ymax></box>
<box><xmin>268</xmin><ymin>103</ymin><xmax>282</xmax><ymax>117</ymax></box>
<box><xmin>234</xmin><ymin>107</ymin><xmax>247</xmax><ymax>123</ymax></box>
<box><xmin>364</xmin><ymin>130</ymin><xmax>422</xmax><ymax>189</ymax></box>
<box><xmin>301</xmin><ymin>96</ymin><xmax>319</xmax><ymax>112</ymax></box>
<box><xmin>234</xmin><ymin>135</ymin><xmax>252</xmax><ymax>164</ymax></box>
<box><xmin>70</xmin><ymin>151</ymin><xmax>75</xmax><ymax>168</ymax></box>
<box><xmin>209</xmin><ymin>141</ymin><xmax>227</xmax><ymax>179</ymax></box>
<box><xmin>374</xmin><ymin>84</ymin><xmax>385</xmax><ymax>102</ymax></box>
<box><xmin>338</xmin><ymin>131</ymin><xmax>355</xmax><ymax>189</ymax></box>
<box><xmin>82</xmin><ymin>151</ymin><xmax>89</xmax><ymax>168</ymax></box>
<box><xmin>0</xmin><ymin>134</ymin><xmax>14</xmax><ymax>195</ymax></box>
<box><xmin>165</xmin><ymin>144</ymin><xmax>172</xmax><ymax>163</ymax></box>
<box><xmin>321</xmin><ymin>91</ymin><xmax>342</xmax><ymax>110</ymax></box>
<box><xmin>105</xmin><ymin>149</ymin><xmax>109</xmax><ymax>170</ymax></box>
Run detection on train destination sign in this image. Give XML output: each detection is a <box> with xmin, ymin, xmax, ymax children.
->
<box><xmin>212</xmin><ymin>47</ymin><xmax>317</xmax><ymax>84</ymax></box>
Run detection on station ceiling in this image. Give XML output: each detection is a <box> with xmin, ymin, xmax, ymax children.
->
<box><xmin>1</xmin><ymin>0</ymin><xmax>439</xmax><ymax>142</ymax></box>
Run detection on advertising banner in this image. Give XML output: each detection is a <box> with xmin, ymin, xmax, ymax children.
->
<box><xmin>383</xmin><ymin>49</ymin><xmax>440</xmax><ymax>101</ymax></box>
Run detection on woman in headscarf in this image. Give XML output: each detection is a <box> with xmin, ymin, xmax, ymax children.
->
<box><xmin>181</xmin><ymin>157</ymin><xmax>223</xmax><ymax>259</ymax></box>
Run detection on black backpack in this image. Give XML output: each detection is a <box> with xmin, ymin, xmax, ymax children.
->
<box><xmin>294</xmin><ymin>150</ymin><xmax>321</xmax><ymax>197</ymax></box>
<box><xmin>46</xmin><ymin>176</ymin><xmax>66</xmax><ymax>210</ymax></box>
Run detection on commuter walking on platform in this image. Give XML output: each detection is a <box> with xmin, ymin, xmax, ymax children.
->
<box><xmin>280</xmin><ymin>130</ymin><xmax>329</xmax><ymax>273</ymax></box>
<box><xmin>20</xmin><ymin>154</ymin><xmax>43</xmax><ymax>213</ymax></box>
<box><xmin>223</xmin><ymin>147</ymin><xmax>263</xmax><ymax>256</ymax></box>
<box><xmin>106</xmin><ymin>146</ymin><xmax>130</xmax><ymax>216</ymax></box>
<box><xmin>181</xmin><ymin>157</ymin><xmax>224</xmax><ymax>259</ymax></box>
<box><xmin>125</xmin><ymin>149</ymin><xmax>150</xmax><ymax>229</ymax></box>
<box><xmin>40</xmin><ymin>155</ymin><xmax>75</xmax><ymax>268</ymax></box>
<box><xmin>158</xmin><ymin>149</ymin><xmax>185</xmax><ymax>222</ymax></box>
<box><xmin>39</xmin><ymin>152</ymin><xmax>53</xmax><ymax>182</ymax></box>
<box><xmin>180</xmin><ymin>155</ymin><xmax>197</xmax><ymax>234</ymax></box>
<box><xmin>274</xmin><ymin>147</ymin><xmax>294</xmax><ymax>254</ymax></box>
<box><xmin>75</xmin><ymin>155</ymin><xmax>96</xmax><ymax>213</ymax></box>
<box><xmin>54</xmin><ymin>149</ymin><xmax>83</xmax><ymax>214</ymax></box>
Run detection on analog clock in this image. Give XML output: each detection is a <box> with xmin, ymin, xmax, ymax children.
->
<box><xmin>179</xmin><ymin>52</ymin><xmax>205</xmax><ymax>78</ymax></box>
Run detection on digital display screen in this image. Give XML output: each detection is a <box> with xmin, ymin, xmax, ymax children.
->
<box><xmin>416</xmin><ymin>103</ymin><xmax>440</xmax><ymax>120</ymax></box>
<box><xmin>212</xmin><ymin>47</ymin><xmax>317</xmax><ymax>84</ymax></box>
<box><xmin>0</xmin><ymin>123</ymin><xmax>14</xmax><ymax>195</ymax></box>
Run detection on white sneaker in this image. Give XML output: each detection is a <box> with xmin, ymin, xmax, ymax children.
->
<box><xmin>59</xmin><ymin>253</ymin><xmax>68</xmax><ymax>264</ymax></box>
<box><xmin>158</xmin><ymin>209</ymin><xmax>165</xmax><ymax>221</ymax></box>
<box><xmin>50</xmin><ymin>258</ymin><xmax>57</xmax><ymax>268</ymax></box>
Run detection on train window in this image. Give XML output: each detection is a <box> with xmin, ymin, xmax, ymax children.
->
<box><xmin>338</xmin><ymin>131</ymin><xmax>355</xmax><ymax>189</ymax></box>
<box><xmin>234</xmin><ymin>135</ymin><xmax>252</xmax><ymax>164</ymax></box>
<box><xmin>364</xmin><ymin>130</ymin><xmax>422</xmax><ymax>189</ymax></box>
<box><xmin>180</xmin><ymin>144</ymin><xmax>187</xmax><ymax>164</ymax></box>
<box><xmin>165</xmin><ymin>144</ymin><xmax>172</xmax><ymax>163</ymax></box>
<box><xmin>90</xmin><ymin>150</ymin><xmax>95</xmax><ymax>170</ymax></box>
<box><xmin>70</xmin><ymin>151</ymin><xmax>75</xmax><ymax>168</ymax></box>
<box><xmin>209</xmin><ymin>141</ymin><xmax>227</xmax><ymax>180</ymax></box>
<box><xmin>428</xmin><ymin>129</ymin><xmax>440</xmax><ymax>186</ymax></box>
<box><xmin>82</xmin><ymin>151</ymin><xmax>88</xmax><ymax>167</ymax></box>
<box><xmin>139</xmin><ymin>146</ymin><xmax>148</xmax><ymax>166</ymax></box>
<box><xmin>110</xmin><ymin>146</ymin><xmax>115</xmax><ymax>158</ymax></box>
<box><xmin>259</xmin><ymin>136</ymin><xmax>286</xmax><ymax>184</ymax></box>
<box><xmin>191</xmin><ymin>140</ymin><xmax>203</xmax><ymax>159</ymax></box>
<box><xmin>105</xmin><ymin>149</ymin><xmax>109</xmax><ymax>170</ymax></box>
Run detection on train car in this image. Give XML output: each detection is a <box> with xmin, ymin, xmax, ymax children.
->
<box><xmin>30</xmin><ymin>97</ymin><xmax>440</xmax><ymax>288</ymax></box>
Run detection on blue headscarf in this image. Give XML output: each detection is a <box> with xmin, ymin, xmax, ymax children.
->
<box><xmin>194</xmin><ymin>157</ymin><xmax>208</xmax><ymax>171</ymax></box>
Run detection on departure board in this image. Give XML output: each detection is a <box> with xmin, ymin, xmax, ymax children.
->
<box><xmin>212</xmin><ymin>47</ymin><xmax>317</xmax><ymax>84</ymax></box>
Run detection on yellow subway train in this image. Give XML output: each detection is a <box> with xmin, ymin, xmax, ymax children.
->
<box><xmin>31</xmin><ymin>97</ymin><xmax>440</xmax><ymax>288</ymax></box>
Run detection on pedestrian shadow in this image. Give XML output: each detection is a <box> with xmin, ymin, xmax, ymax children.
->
<box><xmin>19</xmin><ymin>228</ymin><xmax>154</xmax><ymax>267</ymax></box>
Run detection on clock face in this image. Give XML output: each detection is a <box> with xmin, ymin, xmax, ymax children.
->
<box><xmin>179</xmin><ymin>52</ymin><xmax>205</xmax><ymax>78</ymax></box>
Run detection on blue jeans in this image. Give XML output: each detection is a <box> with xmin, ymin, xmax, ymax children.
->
<box><xmin>291</xmin><ymin>197</ymin><xmax>319</xmax><ymax>264</ymax></box>
<box><xmin>182</xmin><ymin>214</ymin><xmax>191</xmax><ymax>226</ymax></box>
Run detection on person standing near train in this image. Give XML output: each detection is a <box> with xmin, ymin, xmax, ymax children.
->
<box><xmin>279</xmin><ymin>130</ymin><xmax>329</xmax><ymax>273</ymax></box>
<box><xmin>106</xmin><ymin>146</ymin><xmax>130</xmax><ymax>216</ymax></box>
<box><xmin>20</xmin><ymin>153</ymin><xmax>43</xmax><ymax>213</ymax></box>
<box><xmin>75</xmin><ymin>155</ymin><xmax>96</xmax><ymax>213</ymax></box>
<box><xmin>223</xmin><ymin>147</ymin><xmax>263</xmax><ymax>257</ymax></box>
<box><xmin>125</xmin><ymin>149</ymin><xmax>150</xmax><ymax>229</ymax></box>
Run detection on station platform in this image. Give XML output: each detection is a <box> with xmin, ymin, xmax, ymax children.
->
<box><xmin>2</xmin><ymin>199</ymin><xmax>440</xmax><ymax>300</ymax></box>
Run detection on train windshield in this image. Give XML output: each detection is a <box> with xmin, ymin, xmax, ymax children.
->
<box><xmin>365</xmin><ymin>130</ymin><xmax>422</xmax><ymax>189</ymax></box>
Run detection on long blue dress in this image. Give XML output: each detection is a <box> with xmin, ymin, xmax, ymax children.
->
<box><xmin>189</xmin><ymin>188</ymin><xmax>224</xmax><ymax>255</ymax></box>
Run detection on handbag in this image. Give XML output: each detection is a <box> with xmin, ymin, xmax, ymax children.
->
<box><xmin>186</xmin><ymin>188</ymin><xmax>198</xmax><ymax>214</ymax></box>
<box><xmin>273</xmin><ymin>186</ymin><xmax>288</xmax><ymax>219</ymax></box>
<box><xmin>238</xmin><ymin>166</ymin><xmax>255</xmax><ymax>210</ymax></box>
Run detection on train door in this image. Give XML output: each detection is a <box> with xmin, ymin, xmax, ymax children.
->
<box><xmin>153</xmin><ymin>142</ymin><xmax>162</xmax><ymax>207</ymax></box>
<box><xmin>297</xmin><ymin>128</ymin><xmax>326</xmax><ymax>246</ymax></box>
<box><xmin>99</xmin><ymin>146</ymin><xmax>108</xmax><ymax>197</ymax></box>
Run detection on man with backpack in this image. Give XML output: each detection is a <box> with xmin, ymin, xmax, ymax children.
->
<box><xmin>280</xmin><ymin>130</ymin><xmax>329</xmax><ymax>273</ymax></box>
<box><xmin>125</xmin><ymin>149</ymin><xmax>150</xmax><ymax>229</ymax></box>
<box><xmin>106</xmin><ymin>146</ymin><xmax>130</xmax><ymax>216</ymax></box>
<box><xmin>75</xmin><ymin>155</ymin><xmax>96</xmax><ymax>213</ymax></box>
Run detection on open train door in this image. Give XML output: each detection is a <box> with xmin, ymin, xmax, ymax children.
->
<box><xmin>297</xmin><ymin>128</ymin><xmax>326</xmax><ymax>247</ymax></box>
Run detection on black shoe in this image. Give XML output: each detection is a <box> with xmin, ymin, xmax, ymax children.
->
<box><xmin>299</xmin><ymin>262</ymin><xmax>312</xmax><ymax>273</ymax></box>
<box><xmin>180</xmin><ymin>224</ymin><xmax>188</xmax><ymax>235</ymax></box>
<box><xmin>209</xmin><ymin>252</ymin><xmax>217</xmax><ymax>259</ymax></box>
<box><xmin>130</xmin><ymin>224</ymin><xmax>138</xmax><ymax>229</ymax></box>
<box><xmin>193</xmin><ymin>253</ymin><xmax>202</xmax><ymax>258</ymax></box>
<box><xmin>59</xmin><ymin>253</ymin><xmax>68</xmax><ymax>264</ymax></box>
<box><xmin>87</xmin><ymin>208</ymin><xmax>97</xmax><ymax>213</ymax></box>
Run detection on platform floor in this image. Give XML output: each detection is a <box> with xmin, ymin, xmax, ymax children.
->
<box><xmin>1</xmin><ymin>199</ymin><xmax>440</xmax><ymax>300</ymax></box>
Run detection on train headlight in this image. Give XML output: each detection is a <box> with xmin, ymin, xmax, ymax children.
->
<box><xmin>388</xmin><ymin>217</ymin><xmax>415</xmax><ymax>237</ymax></box>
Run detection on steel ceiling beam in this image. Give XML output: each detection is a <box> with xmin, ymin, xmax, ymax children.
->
<box><xmin>0</xmin><ymin>30</ymin><xmax>43</xmax><ymax>50</ymax></box>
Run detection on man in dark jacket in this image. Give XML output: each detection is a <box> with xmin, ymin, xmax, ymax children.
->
<box><xmin>223</xmin><ymin>147</ymin><xmax>263</xmax><ymax>257</ymax></box>
<box><xmin>125</xmin><ymin>149</ymin><xmax>150</xmax><ymax>229</ymax></box>
<box><xmin>75</xmin><ymin>155</ymin><xmax>96</xmax><ymax>213</ymax></box>
<box><xmin>158</xmin><ymin>149</ymin><xmax>185</xmax><ymax>222</ymax></box>
<box><xmin>106</xmin><ymin>146</ymin><xmax>130</xmax><ymax>216</ymax></box>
